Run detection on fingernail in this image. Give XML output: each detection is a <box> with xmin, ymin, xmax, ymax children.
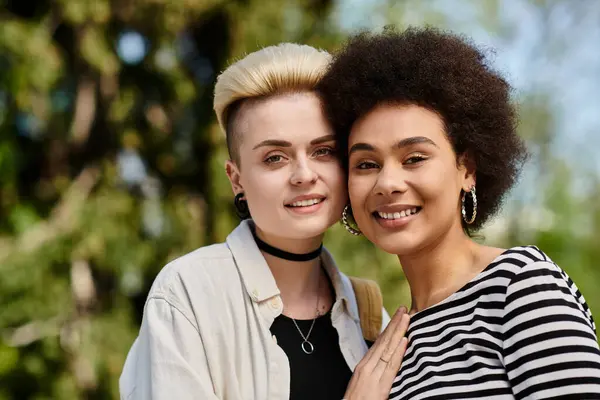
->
<box><xmin>398</xmin><ymin>306</ymin><xmax>407</xmax><ymax>314</ymax></box>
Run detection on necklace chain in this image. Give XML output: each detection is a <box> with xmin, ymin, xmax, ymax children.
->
<box><xmin>288</xmin><ymin>269</ymin><xmax>321</xmax><ymax>355</ymax></box>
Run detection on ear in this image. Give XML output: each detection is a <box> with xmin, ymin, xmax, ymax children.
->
<box><xmin>225</xmin><ymin>160</ymin><xmax>244</xmax><ymax>196</ymax></box>
<box><xmin>458</xmin><ymin>152</ymin><xmax>476</xmax><ymax>191</ymax></box>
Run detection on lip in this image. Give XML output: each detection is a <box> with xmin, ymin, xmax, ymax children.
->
<box><xmin>285</xmin><ymin>194</ymin><xmax>326</xmax><ymax>205</ymax></box>
<box><xmin>374</xmin><ymin>204</ymin><xmax>420</xmax><ymax>213</ymax></box>
<box><xmin>372</xmin><ymin>204</ymin><xmax>422</xmax><ymax>230</ymax></box>
<box><xmin>285</xmin><ymin>198</ymin><xmax>327</xmax><ymax>215</ymax></box>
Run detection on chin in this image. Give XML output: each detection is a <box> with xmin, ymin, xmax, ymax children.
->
<box><xmin>284</xmin><ymin>217</ymin><xmax>335</xmax><ymax>239</ymax></box>
<box><xmin>365</xmin><ymin>230</ymin><xmax>424</xmax><ymax>256</ymax></box>
<box><xmin>283</xmin><ymin>204</ymin><xmax>342</xmax><ymax>236</ymax></box>
<box><xmin>255</xmin><ymin>212</ymin><xmax>334</xmax><ymax>240</ymax></box>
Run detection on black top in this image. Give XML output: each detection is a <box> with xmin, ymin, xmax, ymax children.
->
<box><xmin>270</xmin><ymin>311</ymin><xmax>352</xmax><ymax>400</ymax></box>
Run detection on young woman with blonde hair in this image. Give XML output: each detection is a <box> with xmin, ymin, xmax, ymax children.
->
<box><xmin>120</xmin><ymin>43</ymin><xmax>409</xmax><ymax>400</ymax></box>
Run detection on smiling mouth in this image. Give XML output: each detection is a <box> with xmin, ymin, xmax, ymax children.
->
<box><xmin>286</xmin><ymin>198</ymin><xmax>325</xmax><ymax>208</ymax></box>
<box><xmin>373</xmin><ymin>207</ymin><xmax>422</xmax><ymax>220</ymax></box>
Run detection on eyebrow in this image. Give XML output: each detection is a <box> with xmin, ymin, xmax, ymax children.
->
<box><xmin>349</xmin><ymin>136</ymin><xmax>438</xmax><ymax>156</ymax></box>
<box><xmin>394</xmin><ymin>136</ymin><xmax>438</xmax><ymax>149</ymax></box>
<box><xmin>252</xmin><ymin>139</ymin><xmax>292</xmax><ymax>150</ymax></box>
<box><xmin>310</xmin><ymin>134</ymin><xmax>336</xmax><ymax>145</ymax></box>
<box><xmin>252</xmin><ymin>134</ymin><xmax>335</xmax><ymax>150</ymax></box>
<box><xmin>348</xmin><ymin>143</ymin><xmax>375</xmax><ymax>156</ymax></box>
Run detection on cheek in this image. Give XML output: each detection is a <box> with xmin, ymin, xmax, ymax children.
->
<box><xmin>318</xmin><ymin>161</ymin><xmax>346</xmax><ymax>192</ymax></box>
<box><xmin>348</xmin><ymin>175</ymin><xmax>372</xmax><ymax>211</ymax></box>
<box><xmin>416</xmin><ymin>163</ymin><xmax>462</xmax><ymax>212</ymax></box>
<box><xmin>242</xmin><ymin>170</ymin><xmax>283</xmax><ymax>200</ymax></box>
<box><xmin>417</xmin><ymin>173</ymin><xmax>445</xmax><ymax>201</ymax></box>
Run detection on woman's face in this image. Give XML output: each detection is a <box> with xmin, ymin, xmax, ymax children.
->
<box><xmin>347</xmin><ymin>104</ymin><xmax>474</xmax><ymax>255</ymax></box>
<box><xmin>226</xmin><ymin>92</ymin><xmax>346</xmax><ymax>241</ymax></box>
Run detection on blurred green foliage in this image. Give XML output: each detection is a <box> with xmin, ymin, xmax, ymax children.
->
<box><xmin>0</xmin><ymin>0</ymin><xmax>598</xmax><ymax>398</ymax></box>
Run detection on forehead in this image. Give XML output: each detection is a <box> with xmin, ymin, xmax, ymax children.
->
<box><xmin>349</xmin><ymin>104</ymin><xmax>447</xmax><ymax>147</ymax></box>
<box><xmin>236</xmin><ymin>92</ymin><xmax>332</xmax><ymax>146</ymax></box>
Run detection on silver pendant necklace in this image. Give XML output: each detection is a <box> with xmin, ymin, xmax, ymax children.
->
<box><xmin>289</xmin><ymin>271</ymin><xmax>321</xmax><ymax>355</ymax></box>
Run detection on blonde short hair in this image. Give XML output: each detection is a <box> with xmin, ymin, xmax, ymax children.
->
<box><xmin>213</xmin><ymin>43</ymin><xmax>332</xmax><ymax>161</ymax></box>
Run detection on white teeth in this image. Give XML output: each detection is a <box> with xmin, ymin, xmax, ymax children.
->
<box><xmin>377</xmin><ymin>208</ymin><xmax>420</xmax><ymax>219</ymax></box>
<box><xmin>290</xmin><ymin>198</ymin><xmax>323</xmax><ymax>207</ymax></box>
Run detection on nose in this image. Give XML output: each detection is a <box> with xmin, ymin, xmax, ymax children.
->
<box><xmin>373</xmin><ymin>163</ymin><xmax>407</xmax><ymax>197</ymax></box>
<box><xmin>290</xmin><ymin>158</ymin><xmax>318</xmax><ymax>186</ymax></box>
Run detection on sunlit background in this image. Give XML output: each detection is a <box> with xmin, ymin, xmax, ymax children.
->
<box><xmin>1</xmin><ymin>0</ymin><xmax>599</xmax><ymax>398</ymax></box>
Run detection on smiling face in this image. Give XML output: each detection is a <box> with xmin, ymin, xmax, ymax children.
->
<box><xmin>347</xmin><ymin>104</ymin><xmax>475</xmax><ymax>255</ymax></box>
<box><xmin>226</xmin><ymin>92</ymin><xmax>346</xmax><ymax>244</ymax></box>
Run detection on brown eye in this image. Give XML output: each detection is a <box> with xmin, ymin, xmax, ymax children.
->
<box><xmin>314</xmin><ymin>147</ymin><xmax>335</xmax><ymax>157</ymax></box>
<box><xmin>405</xmin><ymin>155</ymin><xmax>427</xmax><ymax>165</ymax></box>
<box><xmin>356</xmin><ymin>161</ymin><xmax>379</xmax><ymax>170</ymax></box>
<box><xmin>264</xmin><ymin>155</ymin><xmax>283</xmax><ymax>164</ymax></box>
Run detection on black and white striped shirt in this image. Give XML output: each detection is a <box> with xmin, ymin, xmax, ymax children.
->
<box><xmin>390</xmin><ymin>246</ymin><xmax>600</xmax><ymax>399</ymax></box>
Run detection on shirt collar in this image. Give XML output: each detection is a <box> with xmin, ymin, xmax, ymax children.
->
<box><xmin>225</xmin><ymin>219</ymin><xmax>360</xmax><ymax>321</ymax></box>
<box><xmin>226</xmin><ymin>220</ymin><xmax>280</xmax><ymax>303</ymax></box>
<box><xmin>320</xmin><ymin>247</ymin><xmax>360</xmax><ymax>322</ymax></box>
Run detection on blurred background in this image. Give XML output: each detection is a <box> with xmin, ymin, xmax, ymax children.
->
<box><xmin>0</xmin><ymin>0</ymin><xmax>599</xmax><ymax>398</ymax></box>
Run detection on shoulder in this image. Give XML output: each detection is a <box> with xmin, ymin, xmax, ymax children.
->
<box><xmin>146</xmin><ymin>242</ymin><xmax>239</xmax><ymax>308</ymax></box>
<box><xmin>491</xmin><ymin>245</ymin><xmax>575</xmax><ymax>295</ymax></box>
<box><xmin>482</xmin><ymin>245</ymin><xmax>567</xmax><ymax>286</ymax></box>
<box><xmin>498</xmin><ymin>246</ymin><xmax>596</xmax><ymax>332</ymax></box>
<box><xmin>489</xmin><ymin>245</ymin><xmax>551</xmax><ymax>272</ymax></box>
<box><xmin>495</xmin><ymin>245</ymin><xmax>569</xmax><ymax>287</ymax></box>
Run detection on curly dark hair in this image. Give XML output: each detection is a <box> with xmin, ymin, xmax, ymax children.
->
<box><xmin>317</xmin><ymin>27</ymin><xmax>527</xmax><ymax>231</ymax></box>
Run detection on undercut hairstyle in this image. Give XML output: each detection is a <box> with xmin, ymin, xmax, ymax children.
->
<box><xmin>213</xmin><ymin>43</ymin><xmax>332</xmax><ymax>165</ymax></box>
<box><xmin>317</xmin><ymin>27</ymin><xmax>527</xmax><ymax>231</ymax></box>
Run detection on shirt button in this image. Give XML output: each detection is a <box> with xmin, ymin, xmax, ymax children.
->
<box><xmin>272</xmin><ymin>334</ymin><xmax>278</xmax><ymax>344</ymax></box>
<box><xmin>269</xmin><ymin>298</ymin><xmax>280</xmax><ymax>309</ymax></box>
<box><xmin>251</xmin><ymin>289</ymin><xmax>259</xmax><ymax>300</ymax></box>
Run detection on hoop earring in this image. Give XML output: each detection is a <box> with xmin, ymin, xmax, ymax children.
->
<box><xmin>234</xmin><ymin>193</ymin><xmax>250</xmax><ymax>220</ymax></box>
<box><xmin>342</xmin><ymin>205</ymin><xmax>361</xmax><ymax>236</ymax></box>
<box><xmin>461</xmin><ymin>186</ymin><xmax>477</xmax><ymax>225</ymax></box>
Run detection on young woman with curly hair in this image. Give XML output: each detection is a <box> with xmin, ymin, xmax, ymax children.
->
<box><xmin>318</xmin><ymin>27</ymin><xmax>600</xmax><ymax>399</ymax></box>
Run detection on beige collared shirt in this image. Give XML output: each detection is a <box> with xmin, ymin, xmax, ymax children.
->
<box><xmin>119</xmin><ymin>220</ymin><xmax>389</xmax><ymax>400</ymax></box>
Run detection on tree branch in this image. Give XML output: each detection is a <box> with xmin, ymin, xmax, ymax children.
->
<box><xmin>69</xmin><ymin>76</ymin><xmax>97</xmax><ymax>147</ymax></box>
<box><xmin>2</xmin><ymin>316</ymin><xmax>65</xmax><ymax>347</ymax></box>
<box><xmin>0</xmin><ymin>166</ymin><xmax>100</xmax><ymax>264</ymax></box>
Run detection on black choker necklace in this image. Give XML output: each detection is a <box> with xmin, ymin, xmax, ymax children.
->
<box><xmin>251</xmin><ymin>228</ymin><xmax>322</xmax><ymax>262</ymax></box>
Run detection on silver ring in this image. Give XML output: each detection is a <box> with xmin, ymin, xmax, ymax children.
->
<box><xmin>301</xmin><ymin>341</ymin><xmax>314</xmax><ymax>355</ymax></box>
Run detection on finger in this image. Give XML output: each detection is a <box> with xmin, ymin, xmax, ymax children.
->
<box><xmin>380</xmin><ymin>336</ymin><xmax>409</xmax><ymax>386</ymax></box>
<box><xmin>364</xmin><ymin>306</ymin><xmax>405</xmax><ymax>362</ymax></box>
<box><xmin>363</xmin><ymin>306</ymin><xmax>407</xmax><ymax>367</ymax></box>
<box><xmin>372</xmin><ymin>313</ymin><xmax>410</xmax><ymax>380</ymax></box>
<box><xmin>380</xmin><ymin>312</ymin><xmax>410</xmax><ymax>363</ymax></box>
<box><xmin>386</xmin><ymin>315</ymin><xmax>410</xmax><ymax>371</ymax></box>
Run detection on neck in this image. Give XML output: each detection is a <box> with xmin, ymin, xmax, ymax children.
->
<box><xmin>254</xmin><ymin>225</ymin><xmax>330</xmax><ymax>318</ymax></box>
<box><xmin>399</xmin><ymin>221</ymin><xmax>484</xmax><ymax>314</ymax></box>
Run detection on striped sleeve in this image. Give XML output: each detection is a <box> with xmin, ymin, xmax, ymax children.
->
<box><xmin>502</xmin><ymin>260</ymin><xmax>600</xmax><ymax>399</ymax></box>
